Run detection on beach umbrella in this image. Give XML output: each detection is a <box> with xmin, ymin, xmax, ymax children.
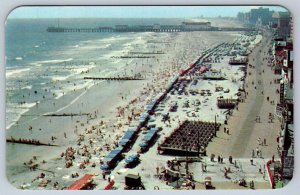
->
<box><xmin>139</xmin><ymin>142</ymin><xmax>147</xmax><ymax>148</ymax></box>
<box><xmin>125</xmin><ymin>154</ymin><xmax>139</xmax><ymax>164</ymax></box>
<box><xmin>100</xmin><ymin>164</ymin><xmax>110</xmax><ymax>170</ymax></box>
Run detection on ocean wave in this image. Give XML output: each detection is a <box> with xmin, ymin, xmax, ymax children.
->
<box><xmin>16</xmin><ymin>102</ymin><xmax>37</xmax><ymax>109</ymax></box>
<box><xmin>21</xmin><ymin>85</ymin><xmax>33</xmax><ymax>90</ymax></box>
<box><xmin>72</xmin><ymin>65</ymin><xmax>96</xmax><ymax>75</ymax></box>
<box><xmin>35</xmin><ymin>58</ymin><xmax>73</xmax><ymax>64</ymax></box>
<box><xmin>74</xmin><ymin>44</ymin><xmax>111</xmax><ymax>50</ymax></box>
<box><xmin>29</xmin><ymin>62</ymin><xmax>42</xmax><ymax>67</ymax></box>
<box><xmin>52</xmin><ymin>76</ymin><xmax>70</xmax><ymax>81</ymax></box>
<box><xmin>15</xmin><ymin>57</ymin><xmax>23</xmax><ymax>60</ymax></box>
<box><xmin>6</xmin><ymin>68</ymin><xmax>31</xmax><ymax>78</ymax></box>
<box><xmin>6</xmin><ymin>103</ymin><xmax>36</xmax><ymax>129</ymax></box>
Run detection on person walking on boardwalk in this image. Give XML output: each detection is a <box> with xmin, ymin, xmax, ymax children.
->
<box><xmin>250</xmin><ymin>158</ymin><xmax>254</xmax><ymax>165</ymax></box>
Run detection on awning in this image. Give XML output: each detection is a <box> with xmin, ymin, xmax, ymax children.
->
<box><xmin>125</xmin><ymin>154</ymin><xmax>140</xmax><ymax>164</ymax></box>
<box><xmin>139</xmin><ymin>128</ymin><xmax>158</xmax><ymax>147</ymax></box>
<box><xmin>119</xmin><ymin>130</ymin><xmax>136</xmax><ymax>146</ymax></box>
<box><xmin>67</xmin><ymin>174</ymin><xmax>94</xmax><ymax>190</ymax></box>
<box><xmin>139</xmin><ymin>113</ymin><xmax>149</xmax><ymax>122</ymax></box>
<box><xmin>102</xmin><ymin>146</ymin><xmax>124</xmax><ymax>164</ymax></box>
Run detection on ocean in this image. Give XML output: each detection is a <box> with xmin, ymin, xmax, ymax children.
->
<box><xmin>5</xmin><ymin>18</ymin><xmax>182</xmax><ymax>130</ymax></box>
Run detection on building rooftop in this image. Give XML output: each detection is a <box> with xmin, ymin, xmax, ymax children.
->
<box><xmin>272</xmin><ymin>11</ymin><xmax>290</xmax><ymax>19</ymax></box>
<box><xmin>182</xmin><ymin>22</ymin><xmax>211</xmax><ymax>25</ymax></box>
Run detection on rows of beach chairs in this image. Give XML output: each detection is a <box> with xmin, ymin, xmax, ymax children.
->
<box><xmin>160</xmin><ymin>121</ymin><xmax>221</xmax><ymax>152</ymax></box>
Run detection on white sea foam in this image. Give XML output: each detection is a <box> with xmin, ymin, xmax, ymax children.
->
<box><xmin>6</xmin><ymin>68</ymin><xmax>31</xmax><ymax>78</ymax></box>
<box><xmin>21</xmin><ymin>85</ymin><xmax>32</xmax><ymax>90</ymax></box>
<box><xmin>15</xmin><ymin>57</ymin><xmax>23</xmax><ymax>60</ymax></box>
<box><xmin>52</xmin><ymin>76</ymin><xmax>69</xmax><ymax>81</ymax></box>
<box><xmin>35</xmin><ymin>58</ymin><xmax>73</xmax><ymax>64</ymax></box>
<box><xmin>17</xmin><ymin>102</ymin><xmax>37</xmax><ymax>109</ymax></box>
<box><xmin>72</xmin><ymin>65</ymin><xmax>95</xmax><ymax>75</ymax></box>
<box><xmin>6</xmin><ymin>102</ymin><xmax>37</xmax><ymax>129</ymax></box>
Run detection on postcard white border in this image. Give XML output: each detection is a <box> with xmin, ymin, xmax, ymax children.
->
<box><xmin>0</xmin><ymin>1</ymin><xmax>298</xmax><ymax>195</ymax></box>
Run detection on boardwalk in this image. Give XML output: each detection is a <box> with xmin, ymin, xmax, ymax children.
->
<box><xmin>231</xmin><ymin>40</ymin><xmax>265</xmax><ymax>157</ymax></box>
<box><xmin>206</xmin><ymin>30</ymin><xmax>281</xmax><ymax>159</ymax></box>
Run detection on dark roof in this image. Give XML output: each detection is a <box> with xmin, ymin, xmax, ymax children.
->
<box><xmin>182</xmin><ymin>22</ymin><xmax>211</xmax><ymax>25</ymax></box>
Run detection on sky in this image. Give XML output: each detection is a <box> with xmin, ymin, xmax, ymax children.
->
<box><xmin>8</xmin><ymin>6</ymin><xmax>288</xmax><ymax>19</ymax></box>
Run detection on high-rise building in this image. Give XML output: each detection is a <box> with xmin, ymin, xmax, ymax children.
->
<box><xmin>249</xmin><ymin>7</ymin><xmax>273</xmax><ymax>25</ymax></box>
<box><xmin>272</xmin><ymin>12</ymin><xmax>291</xmax><ymax>41</ymax></box>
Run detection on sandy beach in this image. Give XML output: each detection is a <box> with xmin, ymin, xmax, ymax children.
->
<box><xmin>6</xmin><ymin>25</ymin><xmax>244</xmax><ymax>189</ymax></box>
<box><xmin>97</xmin><ymin>30</ymin><xmax>282</xmax><ymax>190</ymax></box>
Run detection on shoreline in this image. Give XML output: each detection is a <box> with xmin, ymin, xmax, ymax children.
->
<box><xmin>6</xmin><ymin>30</ymin><xmax>251</xmax><ymax>189</ymax></box>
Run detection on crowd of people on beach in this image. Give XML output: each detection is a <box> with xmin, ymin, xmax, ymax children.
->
<box><xmin>11</xmin><ymin>29</ymin><xmax>280</xmax><ymax>190</ymax></box>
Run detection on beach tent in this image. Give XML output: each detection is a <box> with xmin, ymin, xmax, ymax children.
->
<box><xmin>146</xmin><ymin>102</ymin><xmax>156</xmax><ymax>113</ymax></box>
<box><xmin>125</xmin><ymin>154</ymin><xmax>140</xmax><ymax>164</ymax></box>
<box><xmin>119</xmin><ymin>130</ymin><xmax>136</xmax><ymax>147</ymax></box>
<box><xmin>139</xmin><ymin>128</ymin><xmax>158</xmax><ymax>148</ymax></box>
<box><xmin>169</xmin><ymin>76</ymin><xmax>179</xmax><ymax>85</ymax></box>
<box><xmin>100</xmin><ymin>146</ymin><xmax>124</xmax><ymax>170</ymax></box>
<box><xmin>139</xmin><ymin>113</ymin><xmax>149</xmax><ymax>123</ymax></box>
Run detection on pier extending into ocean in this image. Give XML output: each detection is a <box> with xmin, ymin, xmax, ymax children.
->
<box><xmin>47</xmin><ymin>22</ymin><xmax>255</xmax><ymax>33</ymax></box>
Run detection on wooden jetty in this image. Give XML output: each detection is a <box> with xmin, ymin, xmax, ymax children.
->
<box><xmin>7</xmin><ymin>138</ymin><xmax>58</xmax><ymax>146</ymax></box>
<box><xmin>83</xmin><ymin>77</ymin><xmax>144</xmax><ymax>81</ymax></box>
